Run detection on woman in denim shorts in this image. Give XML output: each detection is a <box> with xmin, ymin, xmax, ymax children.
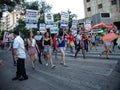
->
<box><xmin>58</xmin><ymin>30</ymin><xmax>67</xmax><ymax>66</ymax></box>
<box><xmin>42</xmin><ymin>32</ymin><xmax>55</xmax><ymax>69</ymax></box>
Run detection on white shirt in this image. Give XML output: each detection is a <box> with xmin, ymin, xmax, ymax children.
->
<box><xmin>13</xmin><ymin>36</ymin><xmax>26</xmax><ymax>59</ymax></box>
<box><xmin>34</xmin><ymin>35</ymin><xmax>42</xmax><ymax>41</ymax></box>
<box><xmin>76</xmin><ymin>34</ymin><xmax>81</xmax><ymax>44</ymax></box>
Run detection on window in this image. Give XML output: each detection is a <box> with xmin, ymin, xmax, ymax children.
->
<box><xmin>111</xmin><ymin>0</ymin><xmax>117</xmax><ymax>5</ymax></box>
<box><xmin>87</xmin><ymin>7</ymin><xmax>91</xmax><ymax>12</ymax></box>
<box><xmin>86</xmin><ymin>0</ymin><xmax>90</xmax><ymax>2</ymax></box>
<box><xmin>98</xmin><ymin>4</ymin><xmax>103</xmax><ymax>9</ymax></box>
<box><xmin>101</xmin><ymin>13</ymin><xmax>110</xmax><ymax>18</ymax></box>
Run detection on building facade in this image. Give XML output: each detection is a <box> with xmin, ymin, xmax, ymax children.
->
<box><xmin>0</xmin><ymin>5</ymin><xmax>24</xmax><ymax>31</ymax></box>
<box><xmin>84</xmin><ymin>0</ymin><xmax>120</xmax><ymax>28</ymax></box>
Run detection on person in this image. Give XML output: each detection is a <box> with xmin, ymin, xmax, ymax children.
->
<box><xmin>7</xmin><ymin>38</ymin><xmax>16</xmax><ymax>66</ymax></box>
<box><xmin>58</xmin><ymin>30</ymin><xmax>67</xmax><ymax>66</ymax></box>
<box><xmin>117</xmin><ymin>34</ymin><xmax>120</xmax><ymax>49</ymax></box>
<box><xmin>34</xmin><ymin>31</ymin><xmax>43</xmax><ymax>64</ymax></box>
<box><xmin>74</xmin><ymin>32</ymin><xmax>85</xmax><ymax>59</ymax></box>
<box><xmin>88</xmin><ymin>35</ymin><xmax>97</xmax><ymax>51</ymax></box>
<box><xmin>42</xmin><ymin>31</ymin><xmax>56</xmax><ymax>69</ymax></box>
<box><xmin>27</xmin><ymin>31</ymin><xmax>40</xmax><ymax>70</ymax></box>
<box><xmin>65</xmin><ymin>30</ymin><xmax>75</xmax><ymax>55</ymax></box>
<box><xmin>52</xmin><ymin>34</ymin><xmax>58</xmax><ymax>58</ymax></box>
<box><xmin>12</xmin><ymin>30</ymin><xmax>28</xmax><ymax>81</ymax></box>
<box><xmin>82</xmin><ymin>33</ymin><xmax>89</xmax><ymax>53</ymax></box>
<box><xmin>99</xmin><ymin>32</ymin><xmax>111</xmax><ymax>59</ymax></box>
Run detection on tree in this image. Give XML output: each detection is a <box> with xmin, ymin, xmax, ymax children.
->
<box><xmin>22</xmin><ymin>1</ymin><xmax>39</xmax><ymax>11</ymax></box>
<box><xmin>22</xmin><ymin>1</ymin><xmax>52</xmax><ymax>24</ymax></box>
<box><xmin>0</xmin><ymin>0</ymin><xmax>25</xmax><ymax>18</ymax></box>
<box><xmin>14</xmin><ymin>19</ymin><xmax>29</xmax><ymax>38</ymax></box>
<box><xmin>53</xmin><ymin>13</ymin><xmax>61</xmax><ymax>22</ymax></box>
<box><xmin>67</xmin><ymin>9</ymin><xmax>77</xmax><ymax>29</ymax></box>
<box><xmin>38</xmin><ymin>1</ymin><xmax>52</xmax><ymax>23</ymax></box>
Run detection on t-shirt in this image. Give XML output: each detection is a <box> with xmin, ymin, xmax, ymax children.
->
<box><xmin>34</xmin><ymin>35</ymin><xmax>42</xmax><ymax>46</ymax></box>
<box><xmin>82</xmin><ymin>34</ymin><xmax>88</xmax><ymax>43</ymax></box>
<box><xmin>68</xmin><ymin>34</ymin><xmax>74</xmax><ymax>42</ymax></box>
<box><xmin>13</xmin><ymin>36</ymin><xmax>26</xmax><ymax>59</ymax></box>
<box><xmin>76</xmin><ymin>34</ymin><xmax>81</xmax><ymax>44</ymax></box>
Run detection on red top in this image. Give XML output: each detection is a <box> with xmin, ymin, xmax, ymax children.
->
<box><xmin>68</xmin><ymin>33</ymin><xmax>74</xmax><ymax>42</ymax></box>
<box><xmin>53</xmin><ymin>37</ymin><xmax>58</xmax><ymax>49</ymax></box>
<box><xmin>82</xmin><ymin>34</ymin><xmax>88</xmax><ymax>43</ymax></box>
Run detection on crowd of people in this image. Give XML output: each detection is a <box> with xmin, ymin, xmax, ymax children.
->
<box><xmin>0</xmin><ymin>28</ymin><xmax>120</xmax><ymax>81</ymax></box>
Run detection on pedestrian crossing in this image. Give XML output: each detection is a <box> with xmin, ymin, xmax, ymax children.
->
<box><xmin>54</xmin><ymin>46</ymin><xmax>120</xmax><ymax>60</ymax></box>
<box><xmin>0</xmin><ymin>46</ymin><xmax>120</xmax><ymax>90</ymax></box>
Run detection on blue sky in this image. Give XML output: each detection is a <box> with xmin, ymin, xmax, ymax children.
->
<box><xmin>26</xmin><ymin>0</ymin><xmax>85</xmax><ymax>19</ymax></box>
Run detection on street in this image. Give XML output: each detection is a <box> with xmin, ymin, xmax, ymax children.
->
<box><xmin>0</xmin><ymin>45</ymin><xmax>120</xmax><ymax>90</ymax></box>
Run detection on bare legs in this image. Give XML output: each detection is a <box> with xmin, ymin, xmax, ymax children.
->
<box><xmin>100</xmin><ymin>46</ymin><xmax>110</xmax><ymax>59</ymax></box>
<box><xmin>30</xmin><ymin>54</ymin><xmax>38</xmax><ymax>69</ymax></box>
<box><xmin>60</xmin><ymin>49</ymin><xmax>66</xmax><ymax>65</ymax></box>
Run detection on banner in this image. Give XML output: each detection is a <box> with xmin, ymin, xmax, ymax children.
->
<box><xmin>84</xmin><ymin>19</ymin><xmax>91</xmax><ymax>31</ymax></box>
<box><xmin>60</xmin><ymin>11</ymin><xmax>69</xmax><ymax>29</ymax></box>
<box><xmin>39</xmin><ymin>23</ymin><xmax>46</xmax><ymax>34</ymax></box>
<box><xmin>25</xmin><ymin>9</ymin><xmax>39</xmax><ymax>28</ymax></box>
<box><xmin>45</xmin><ymin>13</ymin><xmax>54</xmax><ymax>28</ymax></box>
<box><xmin>72</xmin><ymin>19</ymin><xmax>78</xmax><ymax>28</ymax></box>
<box><xmin>3</xmin><ymin>32</ymin><xmax>14</xmax><ymax>42</ymax></box>
<box><xmin>50</xmin><ymin>23</ymin><xmax>59</xmax><ymax>34</ymax></box>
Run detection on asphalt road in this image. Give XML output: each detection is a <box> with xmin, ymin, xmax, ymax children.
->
<box><xmin>0</xmin><ymin>45</ymin><xmax>120</xmax><ymax>90</ymax></box>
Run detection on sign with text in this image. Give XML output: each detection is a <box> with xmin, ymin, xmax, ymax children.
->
<box><xmin>25</xmin><ymin>9</ymin><xmax>39</xmax><ymax>28</ymax></box>
<box><xmin>45</xmin><ymin>13</ymin><xmax>54</xmax><ymax>28</ymax></box>
<box><xmin>39</xmin><ymin>23</ymin><xmax>46</xmax><ymax>34</ymax></box>
<box><xmin>84</xmin><ymin>19</ymin><xmax>91</xmax><ymax>31</ymax></box>
<box><xmin>50</xmin><ymin>23</ymin><xmax>59</xmax><ymax>34</ymax></box>
<box><xmin>72</xmin><ymin>19</ymin><xmax>78</xmax><ymax>28</ymax></box>
<box><xmin>60</xmin><ymin>11</ymin><xmax>69</xmax><ymax>29</ymax></box>
<box><xmin>3</xmin><ymin>32</ymin><xmax>14</xmax><ymax>42</ymax></box>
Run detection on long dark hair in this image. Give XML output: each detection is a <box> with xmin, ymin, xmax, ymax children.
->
<box><xmin>27</xmin><ymin>31</ymin><xmax>34</xmax><ymax>38</ymax></box>
<box><xmin>59</xmin><ymin>30</ymin><xmax>64</xmax><ymax>36</ymax></box>
<box><xmin>44</xmin><ymin>31</ymin><xmax>51</xmax><ymax>38</ymax></box>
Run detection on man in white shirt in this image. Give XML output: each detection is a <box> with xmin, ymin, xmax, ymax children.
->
<box><xmin>12</xmin><ymin>30</ymin><xmax>28</xmax><ymax>81</ymax></box>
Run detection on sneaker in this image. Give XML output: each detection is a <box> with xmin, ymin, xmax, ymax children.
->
<box><xmin>60</xmin><ymin>63</ymin><xmax>64</xmax><ymax>65</ymax></box>
<box><xmin>106</xmin><ymin>57</ymin><xmax>110</xmax><ymax>59</ymax></box>
<box><xmin>19</xmin><ymin>77</ymin><xmax>28</xmax><ymax>81</ymax></box>
<box><xmin>51</xmin><ymin>65</ymin><xmax>56</xmax><ymax>69</ymax></box>
<box><xmin>12</xmin><ymin>77</ymin><xmax>20</xmax><ymax>81</ymax></box>
<box><xmin>46</xmin><ymin>63</ymin><xmax>48</xmax><ymax>66</ymax></box>
<box><xmin>63</xmin><ymin>64</ymin><xmax>68</xmax><ymax>67</ymax></box>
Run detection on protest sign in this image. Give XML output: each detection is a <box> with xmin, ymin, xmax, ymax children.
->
<box><xmin>25</xmin><ymin>9</ymin><xmax>39</xmax><ymax>28</ymax></box>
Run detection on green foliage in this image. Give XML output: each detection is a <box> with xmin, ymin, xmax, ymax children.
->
<box><xmin>67</xmin><ymin>10</ymin><xmax>77</xmax><ymax>29</ymax></box>
<box><xmin>53</xmin><ymin>13</ymin><xmax>61</xmax><ymax>22</ymax></box>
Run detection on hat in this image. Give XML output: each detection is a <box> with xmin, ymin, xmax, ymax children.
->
<box><xmin>13</xmin><ymin>30</ymin><xmax>19</xmax><ymax>35</ymax></box>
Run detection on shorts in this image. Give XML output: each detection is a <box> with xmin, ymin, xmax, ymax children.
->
<box><xmin>104</xmin><ymin>42</ymin><xmax>111</xmax><ymax>46</ymax></box>
<box><xmin>44</xmin><ymin>46</ymin><xmax>52</xmax><ymax>52</ymax></box>
<box><xmin>59</xmin><ymin>47</ymin><xmax>66</xmax><ymax>51</ymax></box>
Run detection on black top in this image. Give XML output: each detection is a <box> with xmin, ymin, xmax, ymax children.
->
<box><xmin>44</xmin><ymin>39</ymin><xmax>51</xmax><ymax>45</ymax></box>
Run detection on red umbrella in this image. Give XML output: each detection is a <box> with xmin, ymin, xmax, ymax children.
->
<box><xmin>102</xmin><ymin>32</ymin><xmax>118</xmax><ymax>42</ymax></box>
<box><xmin>105</xmin><ymin>24</ymin><xmax>117</xmax><ymax>30</ymax></box>
<box><xmin>92</xmin><ymin>22</ymin><xmax>106</xmax><ymax>29</ymax></box>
